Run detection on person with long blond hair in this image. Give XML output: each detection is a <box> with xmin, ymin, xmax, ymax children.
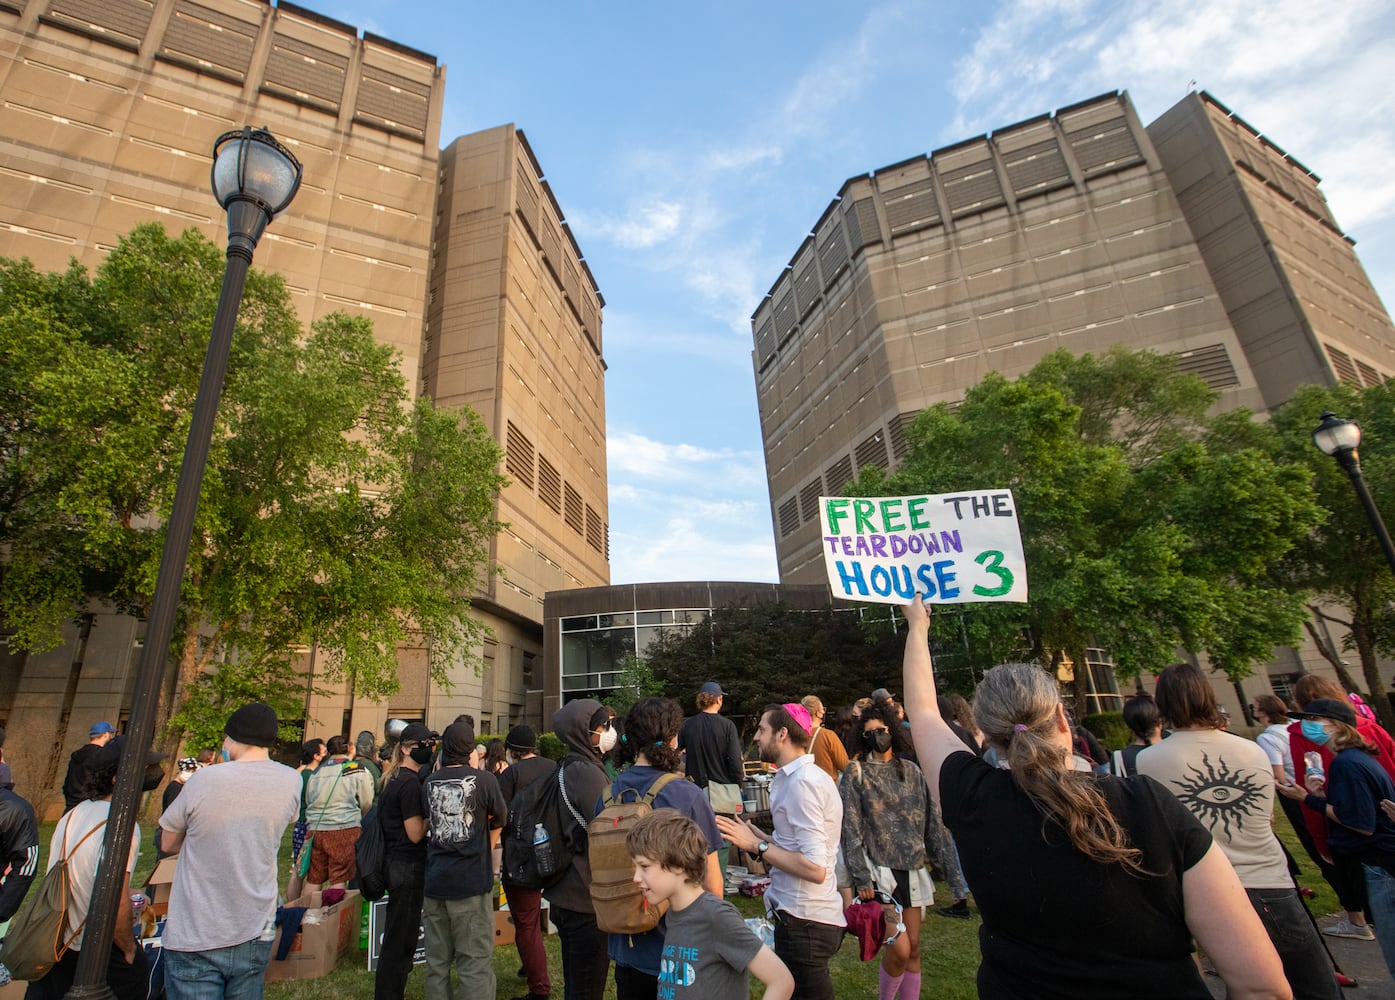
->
<box><xmin>1279</xmin><ymin>698</ymin><xmax>1395</xmax><ymax>979</ymax></box>
<box><xmin>900</xmin><ymin>597</ymin><xmax>1290</xmax><ymax>999</ymax></box>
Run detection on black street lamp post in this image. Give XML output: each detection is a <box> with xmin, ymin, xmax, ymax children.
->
<box><xmin>65</xmin><ymin>127</ymin><xmax>300</xmax><ymax>999</ymax></box>
<box><xmin>1312</xmin><ymin>410</ymin><xmax>1395</xmax><ymax>578</ymax></box>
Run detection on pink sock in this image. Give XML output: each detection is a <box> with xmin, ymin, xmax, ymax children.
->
<box><xmin>900</xmin><ymin>971</ymin><xmax>922</xmax><ymax>1000</ymax></box>
<box><xmin>879</xmin><ymin>966</ymin><xmax>905</xmax><ymax>1000</ymax></box>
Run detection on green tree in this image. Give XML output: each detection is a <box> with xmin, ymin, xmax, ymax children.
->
<box><xmin>642</xmin><ymin>604</ymin><xmax>904</xmax><ymax>735</ymax></box>
<box><xmin>601</xmin><ymin>655</ymin><xmax>666</xmax><ymax>717</ymax></box>
<box><xmin>0</xmin><ymin>224</ymin><xmax>505</xmax><ymax>756</ymax></box>
<box><xmin>849</xmin><ymin>347</ymin><xmax>1322</xmax><ymax>702</ymax></box>
<box><xmin>1270</xmin><ymin>381</ymin><xmax>1395</xmax><ymax>731</ymax></box>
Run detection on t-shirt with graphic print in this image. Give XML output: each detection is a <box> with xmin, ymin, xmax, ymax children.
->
<box><xmin>421</xmin><ymin>762</ymin><xmax>506</xmax><ymax>900</ymax></box>
<box><xmin>658</xmin><ymin>890</ymin><xmax>762</xmax><ymax>999</ymax></box>
<box><xmin>1136</xmin><ymin>728</ymin><xmax>1290</xmax><ymax>889</ymax></box>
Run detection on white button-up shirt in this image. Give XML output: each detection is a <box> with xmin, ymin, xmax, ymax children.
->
<box><xmin>766</xmin><ymin>752</ymin><xmax>846</xmax><ymax>927</ymax></box>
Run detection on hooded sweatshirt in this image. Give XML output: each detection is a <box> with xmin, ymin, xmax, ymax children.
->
<box><xmin>543</xmin><ymin>698</ymin><xmax>609</xmax><ymax>914</ymax></box>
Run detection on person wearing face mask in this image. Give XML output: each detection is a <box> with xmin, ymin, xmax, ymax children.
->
<box><xmin>1286</xmin><ymin>673</ymin><xmax>1395</xmax><ymax>941</ymax></box>
<box><xmin>152</xmin><ymin>757</ymin><xmax>200</xmax><ymax>863</ymax></box>
<box><xmin>373</xmin><ymin>723</ymin><xmax>435</xmax><ymax>1000</ymax></box>
<box><xmin>837</xmin><ymin>699</ymin><xmax>935</xmax><ymax>1000</ymax></box>
<box><xmin>591</xmin><ymin>706</ymin><xmax>620</xmax><ymax>779</ymax></box>
<box><xmin>543</xmin><ymin>699</ymin><xmax>612</xmax><ymax>1000</ymax></box>
<box><xmin>158</xmin><ymin>702</ymin><xmax>302</xmax><ymax>1000</ymax></box>
<box><xmin>1279</xmin><ymin>699</ymin><xmax>1395</xmax><ymax>979</ymax></box>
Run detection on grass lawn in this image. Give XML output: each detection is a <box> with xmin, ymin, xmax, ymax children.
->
<box><xmin>26</xmin><ymin>796</ymin><xmax>1341</xmax><ymax>999</ymax></box>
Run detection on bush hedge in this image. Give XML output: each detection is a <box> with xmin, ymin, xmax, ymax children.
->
<box><xmin>1081</xmin><ymin>711</ymin><xmax>1131</xmax><ymax>752</ymax></box>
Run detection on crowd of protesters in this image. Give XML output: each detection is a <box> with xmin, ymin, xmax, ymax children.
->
<box><xmin>9</xmin><ymin>602</ymin><xmax>1395</xmax><ymax>999</ymax></box>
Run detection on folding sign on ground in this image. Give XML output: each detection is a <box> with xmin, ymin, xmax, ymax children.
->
<box><xmin>819</xmin><ymin>491</ymin><xmax>1028</xmax><ymax>605</ymax></box>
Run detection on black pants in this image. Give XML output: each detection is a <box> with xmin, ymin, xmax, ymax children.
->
<box><xmin>25</xmin><ymin>942</ymin><xmax>150</xmax><ymax>1000</ymax></box>
<box><xmin>772</xmin><ymin>909</ymin><xmax>843</xmax><ymax>1000</ymax></box>
<box><xmin>1246</xmin><ymin>887</ymin><xmax>1342</xmax><ymax>1000</ymax></box>
<box><xmin>374</xmin><ymin>854</ymin><xmax>426</xmax><ymax>1000</ymax></box>
<box><xmin>613</xmin><ymin>960</ymin><xmax>657</xmax><ymax>999</ymax></box>
<box><xmin>550</xmin><ymin>904</ymin><xmax>610</xmax><ymax>1000</ymax></box>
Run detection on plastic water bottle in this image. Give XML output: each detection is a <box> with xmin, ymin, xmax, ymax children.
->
<box><xmin>533</xmin><ymin>823</ymin><xmax>556</xmax><ymax>877</ymax></box>
<box><xmin>1305</xmin><ymin>752</ymin><xmax>1324</xmax><ymax>782</ymax></box>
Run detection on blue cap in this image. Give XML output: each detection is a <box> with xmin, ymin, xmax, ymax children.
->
<box><xmin>90</xmin><ymin>721</ymin><xmax>116</xmax><ymax>737</ymax></box>
<box><xmin>699</xmin><ymin>681</ymin><xmax>725</xmax><ymax>697</ymax></box>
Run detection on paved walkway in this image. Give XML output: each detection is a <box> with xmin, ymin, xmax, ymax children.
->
<box><xmin>1204</xmin><ymin>918</ymin><xmax>1392</xmax><ymax>997</ymax></box>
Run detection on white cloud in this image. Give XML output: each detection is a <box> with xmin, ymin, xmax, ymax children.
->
<box><xmin>610</xmin><ymin>514</ymin><xmax>778</xmax><ymax>584</ymax></box>
<box><xmin>606</xmin><ymin>431</ymin><xmax>764</xmax><ymax>490</ymax></box>
<box><xmin>602</xmin><ymin>200</ymin><xmax>686</xmax><ymax>249</ymax></box>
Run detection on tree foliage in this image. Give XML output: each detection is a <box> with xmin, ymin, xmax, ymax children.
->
<box><xmin>1270</xmin><ymin>381</ymin><xmax>1395</xmax><ymax>730</ymax></box>
<box><xmin>0</xmin><ymin>224</ymin><xmax>505</xmax><ymax>751</ymax></box>
<box><xmin>641</xmin><ymin>604</ymin><xmax>904</xmax><ymax>735</ymax></box>
<box><xmin>849</xmin><ymin>347</ymin><xmax>1322</xmax><ymax>692</ymax></box>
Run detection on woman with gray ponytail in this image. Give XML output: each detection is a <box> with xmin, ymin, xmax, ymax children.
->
<box><xmin>900</xmin><ymin>597</ymin><xmax>1290</xmax><ymax>999</ymax></box>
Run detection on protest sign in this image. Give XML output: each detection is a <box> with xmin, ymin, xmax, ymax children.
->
<box><xmin>819</xmin><ymin>490</ymin><xmax>1028</xmax><ymax>605</ymax></box>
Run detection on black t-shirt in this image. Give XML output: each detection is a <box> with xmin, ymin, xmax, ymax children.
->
<box><xmin>678</xmin><ymin>712</ymin><xmax>744</xmax><ymax>788</ymax></box>
<box><xmin>499</xmin><ymin>754</ymin><xmax>556</xmax><ymax>808</ymax></box>
<box><xmin>380</xmin><ymin>767</ymin><xmax>428</xmax><ymax>861</ymax></box>
<box><xmin>62</xmin><ymin>743</ymin><xmax>103</xmax><ymax>810</ymax></box>
<box><xmin>941</xmin><ymin>752</ymin><xmax>1213</xmax><ymax>999</ymax></box>
<box><xmin>422</xmin><ymin>763</ymin><xmax>506</xmax><ymax>899</ymax></box>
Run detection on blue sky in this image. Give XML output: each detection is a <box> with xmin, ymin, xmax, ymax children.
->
<box><xmin>327</xmin><ymin>0</ymin><xmax>1395</xmax><ymax>586</ymax></box>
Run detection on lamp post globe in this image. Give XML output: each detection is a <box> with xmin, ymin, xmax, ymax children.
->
<box><xmin>210</xmin><ymin>126</ymin><xmax>302</xmax><ymax>255</ymax></box>
<box><xmin>1312</xmin><ymin>410</ymin><xmax>1395</xmax><ymax>580</ymax></box>
<box><xmin>1313</xmin><ymin>410</ymin><xmax>1363</xmax><ymax>465</ymax></box>
<box><xmin>63</xmin><ymin>127</ymin><xmax>300</xmax><ymax>1000</ymax></box>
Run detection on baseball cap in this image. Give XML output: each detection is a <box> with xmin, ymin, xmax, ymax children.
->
<box><xmin>90</xmin><ymin>721</ymin><xmax>116</xmax><ymax>738</ymax></box>
<box><xmin>1291</xmin><ymin>698</ymin><xmax>1357</xmax><ymax>727</ymax></box>
<box><xmin>699</xmin><ymin>681</ymin><xmax>725</xmax><ymax>697</ymax></box>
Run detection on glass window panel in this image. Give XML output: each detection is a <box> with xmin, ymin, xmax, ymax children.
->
<box><xmin>599</xmin><ymin>613</ymin><xmax>634</xmax><ymax>627</ymax></box>
<box><xmin>636</xmin><ymin>626</ymin><xmax>667</xmax><ymax>655</ymax></box>
<box><xmin>562</xmin><ymin>615</ymin><xmax>597</xmax><ymax>631</ymax></box>
<box><xmin>637</xmin><ymin>611</ymin><xmax>663</xmax><ymax>625</ymax></box>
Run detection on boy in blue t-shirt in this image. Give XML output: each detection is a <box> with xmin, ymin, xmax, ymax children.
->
<box><xmin>627</xmin><ymin>810</ymin><xmax>793</xmax><ymax>1000</ymax></box>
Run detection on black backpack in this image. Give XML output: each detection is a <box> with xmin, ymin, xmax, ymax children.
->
<box><xmin>501</xmin><ymin>758</ymin><xmax>580</xmax><ymax>890</ymax></box>
<box><xmin>355</xmin><ymin>802</ymin><xmax>388</xmax><ymax>901</ymax></box>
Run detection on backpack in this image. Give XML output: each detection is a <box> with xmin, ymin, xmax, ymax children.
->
<box><xmin>0</xmin><ymin>816</ymin><xmax>106</xmax><ymax>981</ymax></box>
<box><xmin>501</xmin><ymin>758</ymin><xmax>574</xmax><ymax>890</ymax></box>
<box><xmin>587</xmin><ymin>771</ymin><xmax>679</xmax><ymax>934</ymax></box>
<box><xmin>354</xmin><ymin>801</ymin><xmax>388</xmax><ymax>902</ymax></box>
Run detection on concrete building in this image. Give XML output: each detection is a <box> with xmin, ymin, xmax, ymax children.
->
<box><xmin>425</xmin><ymin>125</ymin><xmax>610</xmax><ymax>728</ymax></box>
<box><xmin>0</xmin><ymin>0</ymin><xmax>607</xmax><ymax>811</ymax></box>
<box><xmin>752</xmin><ymin>90</ymin><xmax>1395</xmax><ymax>705</ymax></box>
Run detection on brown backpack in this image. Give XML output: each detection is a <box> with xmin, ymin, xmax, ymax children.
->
<box><xmin>587</xmin><ymin>772</ymin><xmax>680</xmax><ymax>934</ymax></box>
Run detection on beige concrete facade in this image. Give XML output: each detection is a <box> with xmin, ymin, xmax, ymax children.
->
<box><xmin>0</xmin><ymin>0</ymin><xmax>608</xmax><ymax>811</ymax></box>
<box><xmin>426</xmin><ymin>126</ymin><xmax>610</xmax><ymax>726</ymax></box>
<box><xmin>753</xmin><ymin>89</ymin><xmax>1395</xmax><ymax>701</ymax></box>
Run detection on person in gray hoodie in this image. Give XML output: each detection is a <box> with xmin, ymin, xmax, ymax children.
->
<box><xmin>543</xmin><ymin>698</ymin><xmax>612</xmax><ymax>1000</ymax></box>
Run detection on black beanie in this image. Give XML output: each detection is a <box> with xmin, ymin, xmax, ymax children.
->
<box><xmin>441</xmin><ymin>721</ymin><xmax>476</xmax><ymax>764</ymax></box>
<box><xmin>224</xmin><ymin>702</ymin><xmax>279</xmax><ymax>747</ymax></box>
<box><xmin>505</xmin><ymin>724</ymin><xmax>536</xmax><ymax>752</ymax></box>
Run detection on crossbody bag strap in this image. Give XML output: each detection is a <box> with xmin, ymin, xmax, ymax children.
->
<box><xmin>557</xmin><ymin>761</ymin><xmax>587</xmax><ymax>829</ymax></box>
<box><xmin>58</xmin><ymin>816</ymin><xmax>110</xmax><ymax>953</ymax></box>
<box><xmin>311</xmin><ymin>763</ymin><xmax>345</xmax><ymax>827</ymax></box>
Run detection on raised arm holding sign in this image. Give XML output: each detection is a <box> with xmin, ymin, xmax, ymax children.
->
<box><xmin>819</xmin><ymin>491</ymin><xmax>1028</xmax><ymax>605</ymax></box>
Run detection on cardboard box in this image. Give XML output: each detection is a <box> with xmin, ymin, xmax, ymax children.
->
<box><xmin>493</xmin><ymin>906</ymin><xmax>550</xmax><ymax>947</ymax></box>
<box><xmin>146</xmin><ymin>856</ymin><xmax>178</xmax><ymax>915</ymax></box>
<box><xmin>264</xmin><ymin>889</ymin><xmax>363</xmax><ymax>983</ymax></box>
<box><xmin>0</xmin><ymin>979</ymin><xmax>27</xmax><ymax>999</ymax></box>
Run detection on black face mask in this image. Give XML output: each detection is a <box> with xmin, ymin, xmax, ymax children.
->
<box><xmin>863</xmin><ymin>729</ymin><xmax>893</xmax><ymax>753</ymax></box>
<box><xmin>408</xmin><ymin>745</ymin><xmax>434</xmax><ymax>766</ymax></box>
